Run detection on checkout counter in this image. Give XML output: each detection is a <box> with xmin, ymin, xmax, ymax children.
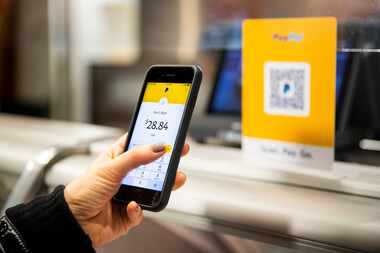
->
<box><xmin>1</xmin><ymin>114</ymin><xmax>380</xmax><ymax>253</ymax></box>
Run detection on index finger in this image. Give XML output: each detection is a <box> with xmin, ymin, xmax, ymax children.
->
<box><xmin>113</xmin><ymin>138</ymin><xmax>189</xmax><ymax>158</ymax></box>
<box><xmin>105</xmin><ymin>144</ymin><xmax>166</xmax><ymax>182</ymax></box>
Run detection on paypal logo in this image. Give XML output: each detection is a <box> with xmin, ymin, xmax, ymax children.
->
<box><xmin>278</xmin><ymin>79</ymin><xmax>295</xmax><ymax>99</ymax></box>
<box><xmin>283</xmin><ymin>83</ymin><xmax>291</xmax><ymax>94</ymax></box>
<box><xmin>272</xmin><ymin>32</ymin><xmax>304</xmax><ymax>42</ymax></box>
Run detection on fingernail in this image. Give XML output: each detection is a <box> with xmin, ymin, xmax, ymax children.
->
<box><xmin>152</xmin><ymin>143</ymin><xmax>165</xmax><ymax>153</ymax></box>
<box><xmin>135</xmin><ymin>204</ymin><xmax>141</xmax><ymax>212</ymax></box>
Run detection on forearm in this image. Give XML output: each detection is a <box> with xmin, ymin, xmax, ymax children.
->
<box><xmin>1</xmin><ymin>186</ymin><xmax>95</xmax><ymax>253</ymax></box>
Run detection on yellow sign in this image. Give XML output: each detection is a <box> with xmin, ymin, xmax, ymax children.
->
<box><xmin>143</xmin><ymin>82</ymin><xmax>190</xmax><ymax>105</ymax></box>
<box><xmin>242</xmin><ymin>17</ymin><xmax>337</xmax><ymax>169</ymax></box>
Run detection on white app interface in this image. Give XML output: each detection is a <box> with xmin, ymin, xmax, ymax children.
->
<box><xmin>122</xmin><ymin>82</ymin><xmax>190</xmax><ymax>191</ymax></box>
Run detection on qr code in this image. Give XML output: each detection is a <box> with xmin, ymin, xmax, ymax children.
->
<box><xmin>264</xmin><ymin>61</ymin><xmax>310</xmax><ymax>117</ymax></box>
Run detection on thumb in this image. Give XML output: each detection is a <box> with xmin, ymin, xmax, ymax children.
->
<box><xmin>105</xmin><ymin>143</ymin><xmax>166</xmax><ymax>182</ymax></box>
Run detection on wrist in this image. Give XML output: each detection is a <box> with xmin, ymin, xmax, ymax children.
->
<box><xmin>64</xmin><ymin>183</ymin><xmax>89</xmax><ymax>236</ymax></box>
<box><xmin>64</xmin><ymin>183</ymin><xmax>99</xmax><ymax>247</ymax></box>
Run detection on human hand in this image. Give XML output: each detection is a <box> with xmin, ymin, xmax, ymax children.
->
<box><xmin>64</xmin><ymin>134</ymin><xmax>189</xmax><ymax>247</ymax></box>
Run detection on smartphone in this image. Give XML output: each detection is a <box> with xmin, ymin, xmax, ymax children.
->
<box><xmin>113</xmin><ymin>65</ymin><xmax>202</xmax><ymax>211</ymax></box>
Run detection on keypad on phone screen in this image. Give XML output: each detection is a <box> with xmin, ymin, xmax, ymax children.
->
<box><xmin>126</xmin><ymin>153</ymin><xmax>170</xmax><ymax>191</ymax></box>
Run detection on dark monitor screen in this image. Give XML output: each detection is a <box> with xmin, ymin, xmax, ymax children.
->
<box><xmin>208</xmin><ymin>49</ymin><xmax>350</xmax><ymax>116</ymax></box>
<box><xmin>209</xmin><ymin>50</ymin><xmax>242</xmax><ymax>115</ymax></box>
<box><xmin>336</xmin><ymin>51</ymin><xmax>350</xmax><ymax>105</ymax></box>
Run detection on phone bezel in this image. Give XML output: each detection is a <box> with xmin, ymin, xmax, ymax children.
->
<box><xmin>113</xmin><ymin>65</ymin><xmax>199</xmax><ymax>210</ymax></box>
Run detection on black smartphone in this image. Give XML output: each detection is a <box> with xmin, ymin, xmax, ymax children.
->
<box><xmin>113</xmin><ymin>65</ymin><xmax>202</xmax><ymax>211</ymax></box>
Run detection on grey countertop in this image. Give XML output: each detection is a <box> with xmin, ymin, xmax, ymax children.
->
<box><xmin>1</xmin><ymin>114</ymin><xmax>379</xmax><ymax>253</ymax></box>
<box><xmin>45</xmin><ymin>142</ymin><xmax>380</xmax><ymax>253</ymax></box>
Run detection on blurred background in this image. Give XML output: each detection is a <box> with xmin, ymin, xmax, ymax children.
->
<box><xmin>2</xmin><ymin>0</ymin><xmax>380</xmax><ymax>164</ymax></box>
<box><xmin>0</xmin><ymin>1</ymin><xmax>378</xmax><ymax>118</ymax></box>
<box><xmin>0</xmin><ymin>0</ymin><xmax>380</xmax><ymax>151</ymax></box>
<box><xmin>1</xmin><ymin>1</ymin><xmax>380</xmax><ymax>253</ymax></box>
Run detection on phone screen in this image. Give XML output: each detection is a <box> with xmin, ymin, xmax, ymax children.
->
<box><xmin>121</xmin><ymin>82</ymin><xmax>191</xmax><ymax>191</ymax></box>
